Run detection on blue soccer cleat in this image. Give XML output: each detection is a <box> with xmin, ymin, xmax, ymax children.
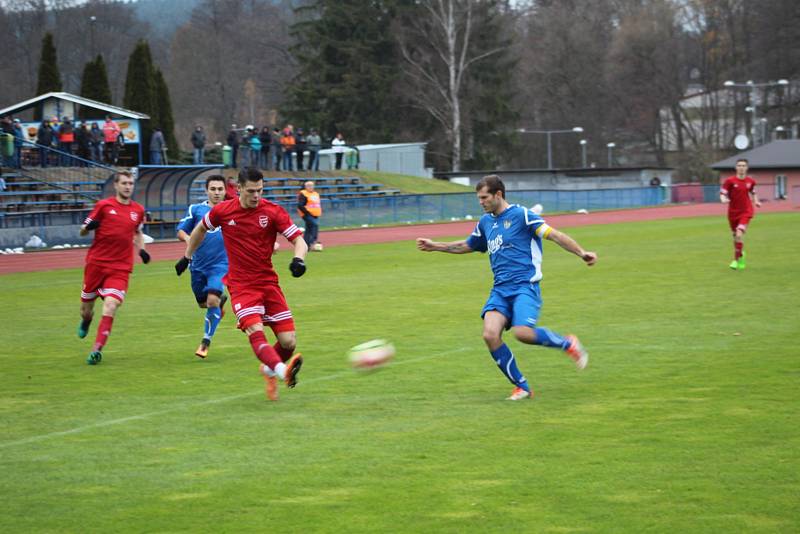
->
<box><xmin>77</xmin><ymin>319</ymin><xmax>92</xmax><ymax>338</ymax></box>
<box><xmin>86</xmin><ymin>351</ymin><xmax>102</xmax><ymax>365</ymax></box>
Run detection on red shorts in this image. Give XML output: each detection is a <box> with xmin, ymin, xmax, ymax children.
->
<box><xmin>229</xmin><ymin>282</ymin><xmax>295</xmax><ymax>333</ymax></box>
<box><xmin>81</xmin><ymin>263</ymin><xmax>130</xmax><ymax>303</ymax></box>
<box><xmin>728</xmin><ymin>213</ymin><xmax>752</xmax><ymax>233</ymax></box>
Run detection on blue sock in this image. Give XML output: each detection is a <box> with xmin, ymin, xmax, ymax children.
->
<box><xmin>490</xmin><ymin>343</ymin><xmax>529</xmax><ymax>391</ymax></box>
<box><xmin>204</xmin><ymin>307</ymin><xmax>222</xmax><ymax>341</ymax></box>
<box><xmin>533</xmin><ymin>327</ymin><xmax>570</xmax><ymax>350</ymax></box>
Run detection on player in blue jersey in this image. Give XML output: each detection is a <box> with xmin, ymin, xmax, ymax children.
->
<box><xmin>417</xmin><ymin>175</ymin><xmax>597</xmax><ymax>400</ymax></box>
<box><xmin>177</xmin><ymin>175</ymin><xmax>229</xmax><ymax>358</ymax></box>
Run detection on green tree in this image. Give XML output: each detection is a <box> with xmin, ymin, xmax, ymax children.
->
<box><xmin>79</xmin><ymin>55</ymin><xmax>113</xmax><ymax>120</ymax></box>
<box><xmin>288</xmin><ymin>0</ymin><xmax>399</xmax><ymax>143</ymax></box>
<box><xmin>153</xmin><ymin>67</ymin><xmax>179</xmax><ymax>160</ymax></box>
<box><xmin>123</xmin><ymin>40</ymin><xmax>157</xmax><ymax>162</ymax></box>
<box><xmin>35</xmin><ymin>32</ymin><xmax>62</xmax><ymax>120</ymax></box>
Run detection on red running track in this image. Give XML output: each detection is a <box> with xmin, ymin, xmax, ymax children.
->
<box><xmin>1</xmin><ymin>201</ymin><xmax>795</xmax><ymax>275</ymax></box>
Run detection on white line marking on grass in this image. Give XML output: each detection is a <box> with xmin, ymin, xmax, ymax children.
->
<box><xmin>0</xmin><ymin>347</ymin><xmax>472</xmax><ymax>449</ymax></box>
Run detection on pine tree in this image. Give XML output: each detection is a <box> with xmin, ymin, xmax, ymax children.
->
<box><xmin>79</xmin><ymin>55</ymin><xmax>113</xmax><ymax>120</ymax></box>
<box><xmin>153</xmin><ymin>68</ymin><xmax>179</xmax><ymax>160</ymax></box>
<box><xmin>123</xmin><ymin>40</ymin><xmax>157</xmax><ymax>162</ymax></box>
<box><xmin>35</xmin><ymin>32</ymin><xmax>62</xmax><ymax>120</ymax></box>
<box><xmin>288</xmin><ymin>0</ymin><xmax>399</xmax><ymax>143</ymax></box>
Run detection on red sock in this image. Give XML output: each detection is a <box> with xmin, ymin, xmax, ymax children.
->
<box><xmin>92</xmin><ymin>315</ymin><xmax>114</xmax><ymax>352</ymax></box>
<box><xmin>248</xmin><ymin>331</ymin><xmax>281</xmax><ymax>369</ymax></box>
<box><xmin>735</xmin><ymin>242</ymin><xmax>743</xmax><ymax>260</ymax></box>
<box><xmin>273</xmin><ymin>341</ymin><xmax>294</xmax><ymax>362</ymax></box>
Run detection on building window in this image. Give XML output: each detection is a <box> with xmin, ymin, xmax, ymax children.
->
<box><xmin>775</xmin><ymin>175</ymin><xmax>787</xmax><ymax>200</ymax></box>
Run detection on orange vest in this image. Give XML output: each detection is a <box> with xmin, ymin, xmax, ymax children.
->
<box><xmin>298</xmin><ymin>190</ymin><xmax>321</xmax><ymax>217</ymax></box>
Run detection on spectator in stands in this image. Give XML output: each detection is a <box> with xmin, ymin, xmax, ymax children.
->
<box><xmin>0</xmin><ymin>116</ymin><xmax>12</xmax><ymax>168</ymax></box>
<box><xmin>76</xmin><ymin>123</ymin><xmax>91</xmax><ymax>166</ymax></box>
<box><xmin>12</xmin><ymin>119</ymin><xmax>24</xmax><ymax>169</ymax></box>
<box><xmin>36</xmin><ymin>119</ymin><xmax>54</xmax><ymax>168</ymax></box>
<box><xmin>0</xmin><ymin>176</ymin><xmax>6</xmax><ymax>192</ymax></box>
<box><xmin>239</xmin><ymin>126</ymin><xmax>254</xmax><ymax>168</ymax></box>
<box><xmin>227</xmin><ymin>124</ymin><xmax>239</xmax><ymax>168</ymax></box>
<box><xmin>58</xmin><ymin>116</ymin><xmax>75</xmax><ymax>166</ymax></box>
<box><xmin>295</xmin><ymin>128</ymin><xmax>306</xmax><ymax>171</ymax></box>
<box><xmin>89</xmin><ymin>122</ymin><xmax>103</xmax><ymax>162</ymax></box>
<box><xmin>191</xmin><ymin>125</ymin><xmax>206</xmax><ymax>165</ymax></box>
<box><xmin>259</xmin><ymin>126</ymin><xmax>271</xmax><ymax>170</ymax></box>
<box><xmin>346</xmin><ymin>146</ymin><xmax>359</xmax><ymax>170</ymax></box>
<box><xmin>281</xmin><ymin>127</ymin><xmax>295</xmax><ymax>171</ymax></box>
<box><xmin>249</xmin><ymin>128</ymin><xmax>262</xmax><ymax>168</ymax></box>
<box><xmin>150</xmin><ymin>127</ymin><xmax>166</xmax><ymax>165</ymax></box>
<box><xmin>0</xmin><ymin>115</ymin><xmax>12</xmax><ymax>134</ymax></box>
<box><xmin>102</xmin><ymin>115</ymin><xmax>121</xmax><ymax>165</ymax></box>
<box><xmin>332</xmin><ymin>132</ymin><xmax>346</xmax><ymax>170</ymax></box>
<box><xmin>271</xmin><ymin>127</ymin><xmax>282</xmax><ymax>171</ymax></box>
<box><xmin>307</xmin><ymin>129</ymin><xmax>321</xmax><ymax>171</ymax></box>
<box><xmin>297</xmin><ymin>180</ymin><xmax>322</xmax><ymax>250</ymax></box>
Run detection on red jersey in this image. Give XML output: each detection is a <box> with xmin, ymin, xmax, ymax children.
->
<box><xmin>721</xmin><ymin>176</ymin><xmax>756</xmax><ymax>216</ymax></box>
<box><xmin>202</xmin><ymin>198</ymin><xmax>301</xmax><ymax>286</ymax></box>
<box><xmin>84</xmin><ymin>197</ymin><xmax>145</xmax><ymax>272</ymax></box>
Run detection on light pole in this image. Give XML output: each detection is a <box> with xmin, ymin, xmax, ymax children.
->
<box><xmin>724</xmin><ymin>78</ymin><xmax>789</xmax><ymax>146</ymax></box>
<box><xmin>89</xmin><ymin>16</ymin><xmax>96</xmax><ymax>58</ymax></box>
<box><xmin>518</xmin><ymin>126</ymin><xmax>583</xmax><ymax>169</ymax></box>
<box><xmin>579</xmin><ymin>139</ymin><xmax>587</xmax><ymax>168</ymax></box>
<box><xmin>606</xmin><ymin>142</ymin><xmax>615</xmax><ymax>167</ymax></box>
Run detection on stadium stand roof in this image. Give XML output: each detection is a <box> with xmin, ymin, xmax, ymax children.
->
<box><xmin>710</xmin><ymin>140</ymin><xmax>800</xmax><ymax>170</ymax></box>
<box><xmin>0</xmin><ymin>92</ymin><xmax>149</xmax><ymax>119</ymax></box>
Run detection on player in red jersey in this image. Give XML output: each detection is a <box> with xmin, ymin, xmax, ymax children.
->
<box><xmin>78</xmin><ymin>170</ymin><xmax>150</xmax><ymax>364</ymax></box>
<box><xmin>720</xmin><ymin>158</ymin><xmax>761</xmax><ymax>270</ymax></box>
<box><xmin>176</xmin><ymin>167</ymin><xmax>307</xmax><ymax>400</ymax></box>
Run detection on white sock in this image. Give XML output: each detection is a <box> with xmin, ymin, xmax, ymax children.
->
<box><xmin>259</xmin><ymin>363</ymin><xmax>278</xmax><ymax>378</ymax></box>
<box><xmin>273</xmin><ymin>362</ymin><xmax>287</xmax><ymax>380</ymax></box>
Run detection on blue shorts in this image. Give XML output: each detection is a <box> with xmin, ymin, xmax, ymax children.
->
<box><xmin>190</xmin><ymin>266</ymin><xmax>227</xmax><ymax>303</ymax></box>
<box><xmin>481</xmin><ymin>283</ymin><xmax>542</xmax><ymax>329</ymax></box>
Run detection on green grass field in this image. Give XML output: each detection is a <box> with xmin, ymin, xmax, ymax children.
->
<box><xmin>1</xmin><ymin>213</ymin><xmax>798</xmax><ymax>533</ymax></box>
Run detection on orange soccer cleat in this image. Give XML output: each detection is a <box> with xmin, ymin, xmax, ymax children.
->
<box><xmin>284</xmin><ymin>353</ymin><xmax>303</xmax><ymax>388</ymax></box>
<box><xmin>565</xmin><ymin>335</ymin><xmax>589</xmax><ymax>371</ymax></box>
<box><xmin>259</xmin><ymin>364</ymin><xmax>279</xmax><ymax>401</ymax></box>
<box><xmin>506</xmin><ymin>387</ymin><xmax>532</xmax><ymax>401</ymax></box>
<box><xmin>195</xmin><ymin>340</ymin><xmax>210</xmax><ymax>359</ymax></box>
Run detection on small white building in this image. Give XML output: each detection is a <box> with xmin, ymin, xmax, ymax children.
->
<box><xmin>317</xmin><ymin>142</ymin><xmax>429</xmax><ymax>177</ymax></box>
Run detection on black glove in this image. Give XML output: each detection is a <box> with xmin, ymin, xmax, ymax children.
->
<box><xmin>175</xmin><ymin>256</ymin><xmax>191</xmax><ymax>276</ymax></box>
<box><xmin>139</xmin><ymin>249</ymin><xmax>151</xmax><ymax>264</ymax></box>
<box><xmin>289</xmin><ymin>257</ymin><xmax>306</xmax><ymax>278</ymax></box>
<box><xmin>85</xmin><ymin>219</ymin><xmax>100</xmax><ymax>231</ymax></box>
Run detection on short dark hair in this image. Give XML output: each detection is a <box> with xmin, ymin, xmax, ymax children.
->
<box><xmin>475</xmin><ymin>174</ymin><xmax>505</xmax><ymax>198</ymax></box>
<box><xmin>114</xmin><ymin>170</ymin><xmax>133</xmax><ymax>183</ymax></box>
<box><xmin>205</xmin><ymin>174</ymin><xmax>226</xmax><ymax>189</ymax></box>
<box><xmin>736</xmin><ymin>158</ymin><xmax>749</xmax><ymax>165</ymax></box>
<box><xmin>238</xmin><ymin>167</ymin><xmax>263</xmax><ymax>186</ymax></box>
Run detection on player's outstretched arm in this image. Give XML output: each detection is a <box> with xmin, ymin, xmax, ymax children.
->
<box><xmin>416</xmin><ymin>238</ymin><xmax>474</xmax><ymax>254</ymax></box>
<box><xmin>546</xmin><ymin>229</ymin><xmax>597</xmax><ymax>266</ymax></box>
<box><xmin>752</xmin><ymin>191</ymin><xmax>762</xmax><ymax>208</ymax></box>
<box><xmin>720</xmin><ymin>192</ymin><xmax>729</xmax><ymax>204</ymax></box>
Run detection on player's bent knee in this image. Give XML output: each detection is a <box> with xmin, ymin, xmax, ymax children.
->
<box><xmin>482</xmin><ymin>329</ymin><xmax>502</xmax><ymax>347</ymax></box>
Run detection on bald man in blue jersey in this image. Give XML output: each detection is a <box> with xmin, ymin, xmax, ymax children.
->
<box><xmin>417</xmin><ymin>175</ymin><xmax>597</xmax><ymax>400</ymax></box>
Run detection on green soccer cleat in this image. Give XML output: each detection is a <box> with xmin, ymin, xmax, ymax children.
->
<box><xmin>738</xmin><ymin>252</ymin><xmax>746</xmax><ymax>270</ymax></box>
<box><xmin>86</xmin><ymin>351</ymin><xmax>102</xmax><ymax>365</ymax></box>
<box><xmin>729</xmin><ymin>259</ymin><xmax>739</xmax><ymax>270</ymax></box>
<box><xmin>77</xmin><ymin>319</ymin><xmax>91</xmax><ymax>338</ymax></box>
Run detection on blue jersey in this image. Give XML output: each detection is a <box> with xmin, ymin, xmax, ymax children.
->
<box><xmin>177</xmin><ymin>201</ymin><xmax>228</xmax><ymax>273</ymax></box>
<box><xmin>465</xmin><ymin>204</ymin><xmax>552</xmax><ymax>287</ymax></box>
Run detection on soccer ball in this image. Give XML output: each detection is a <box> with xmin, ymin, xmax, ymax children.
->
<box><xmin>531</xmin><ymin>203</ymin><xmax>543</xmax><ymax>215</ymax></box>
<box><xmin>312</xmin><ymin>243</ymin><xmax>324</xmax><ymax>251</ymax></box>
<box><xmin>348</xmin><ymin>339</ymin><xmax>395</xmax><ymax>370</ymax></box>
